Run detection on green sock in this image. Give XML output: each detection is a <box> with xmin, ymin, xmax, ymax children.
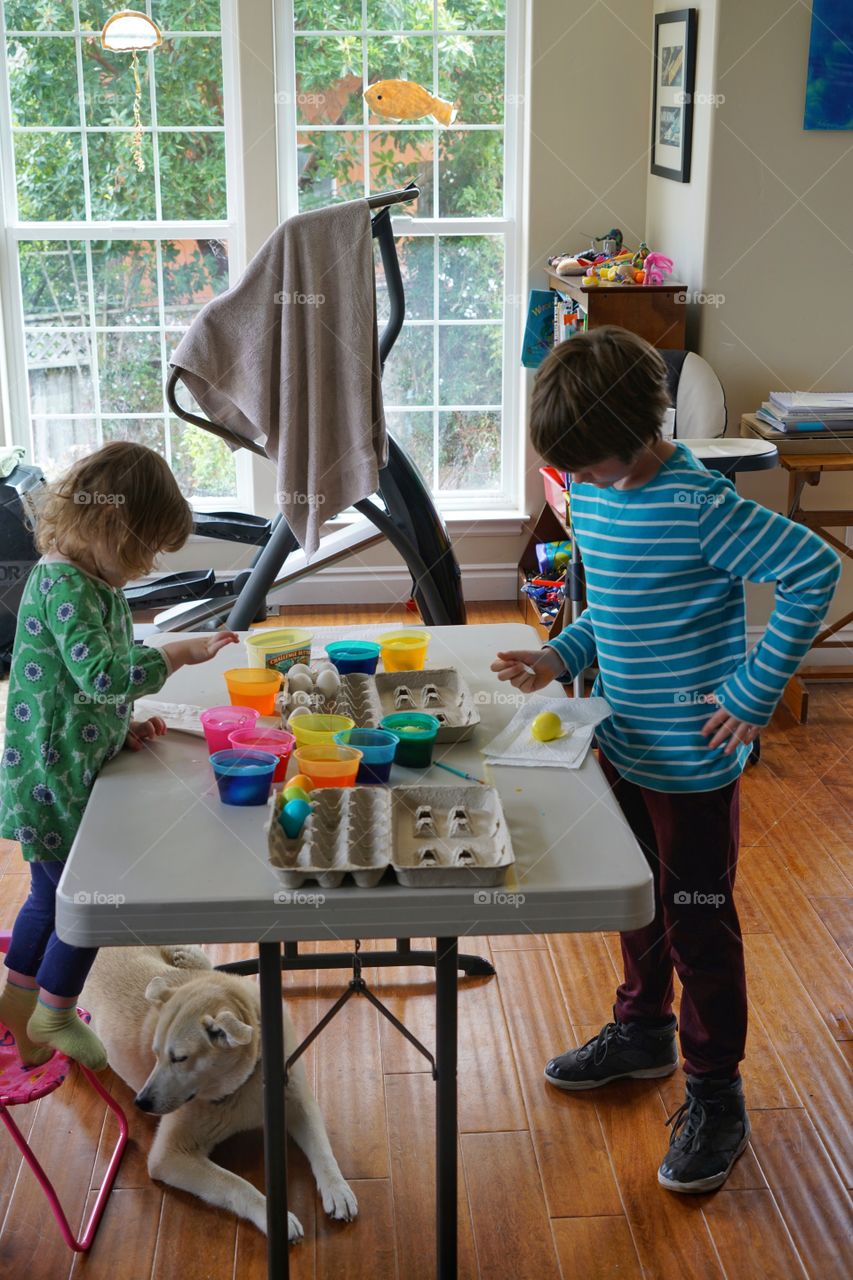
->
<box><xmin>0</xmin><ymin>980</ymin><xmax>53</xmax><ymax>1066</ymax></box>
<box><xmin>27</xmin><ymin>1000</ymin><xmax>108</xmax><ymax>1071</ymax></box>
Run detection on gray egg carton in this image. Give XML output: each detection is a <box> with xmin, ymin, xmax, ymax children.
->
<box><xmin>390</xmin><ymin>784</ymin><xmax>514</xmax><ymax>886</ymax></box>
<box><xmin>268</xmin><ymin>786</ymin><xmax>392</xmax><ymax>888</ymax></box>
<box><xmin>374</xmin><ymin>669</ymin><xmax>480</xmax><ymax>742</ymax></box>
<box><xmin>278</xmin><ymin>672</ymin><xmax>383</xmax><ymax>729</ymax></box>
<box><xmin>267</xmin><ymin>784</ymin><xmax>514</xmax><ymax>889</ymax></box>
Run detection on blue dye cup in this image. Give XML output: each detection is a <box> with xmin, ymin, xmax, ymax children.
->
<box><xmin>324</xmin><ymin>640</ymin><xmax>381</xmax><ymax>676</ymax></box>
<box><xmin>210</xmin><ymin>749</ymin><xmax>278</xmax><ymax>806</ymax></box>
<box><xmin>333</xmin><ymin>727</ymin><xmax>399</xmax><ymax>784</ymax></box>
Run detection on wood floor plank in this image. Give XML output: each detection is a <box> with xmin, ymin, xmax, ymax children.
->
<box><xmin>551</xmin><ymin>1216</ymin><xmax>643</xmax><ymax>1280</ymax></box>
<box><xmin>90</xmin><ymin>1070</ymin><xmax>154</xmax><ymax>1191</ymax></box>
<box><xmin>461</xmin><ymin>1131</ymin><xmax>562</xmax><ymax>1280</ymax></box>
<box><xmin>701</xmin><ymin>1188</ymin><xmax>808</xmax><ymax>1279</ymax></box>
<box><xmin>744</xmin><ymin>935</ymin><xmax>852</xmax><ymax>1185</ymax></box>
<box><xmin>151</xmin><ymin>1180</ymin><xmax>237</xmax><ymax>1280</ymax></box>
<box><xmin>314</xmin><ymin>982</ymin><xmax>387</xmax><ymax>1180</ymax></box>
<box><xmin>738</xmin><ymin>848</ymin><xmax>852</xmax><ymax>1040</ymax></box>
<box><xmin>385</xmin><ymin>1072</ymin><xmax>479</xmax><ymax>1280</ymax></box>
<box><xmin>315</xmin><ymin>1179</ymin><xmax>396</xmax><ymax>1280</ymax></box>
<box><xmin>748</xmin><ymin>1109</ymin><xmax>853</xmax><ymax>1279</ymax></box>
<box><xmin>69</xmin><ymin>1187</ymin><xmax>162</xmax><ymax>1279</ymax></box>
<box><xmin>229</xmin><ymin>1129</ymin><xmax>317</xmax><ymax>1280</ymax></box>
<box><xmin>810</xmin><ymin>896</ymin><xmax>853</xmax><ymax>965</ymax></box>
<box><xmin>493</xmin><ymin>951</ymin><xmax>624</xmax><ymax>1217</ymax></box>
<box><xmin>547</xmin><ymin>932</ymin><xmax>620</xmax><ymax>1025</ymax></box>
<box><xmin>488</xmin><ymin>932</ymin><xmax>546</xmax><ymax>950</ymax></box>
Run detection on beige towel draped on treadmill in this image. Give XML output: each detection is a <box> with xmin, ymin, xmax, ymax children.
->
<box><xmin>170</xmin><ymin>199</ymin><xmax>387</xmax><ymax>558</ymax></box>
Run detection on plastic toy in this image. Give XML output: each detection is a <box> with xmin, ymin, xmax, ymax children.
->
<box><xmin>643</xmin><ymin>252</ymin><xmax>674</xmax><ymax>286</ymax></box>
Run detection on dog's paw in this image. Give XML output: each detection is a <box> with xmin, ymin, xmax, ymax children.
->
<box><xmin>322</xmin><ymin>1179</ymin><xmax>359</xmax><ymax>1222</ymax></box>
<box><xmin>288</xmin><ymin>1212</ymin><xmax>304</xmax><ymax>1243</ymax></box>
<box><xmin>168</xmin><ymin>946</ymin><xmax>211</xmax><ymax>971</ymax></box>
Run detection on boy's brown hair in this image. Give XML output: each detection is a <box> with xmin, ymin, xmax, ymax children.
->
<box><xmin>530</xmin><ymin>325</ymin><xmax>671</xmax><ymax>470</ymax></box>
<box><xmin>35</xmin><ymin>440</ymin><xmax>193</xmax><ymax>579</ymax></box>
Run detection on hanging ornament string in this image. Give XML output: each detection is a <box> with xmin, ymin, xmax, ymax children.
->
<box><xmin>131</xmin><ymin>49</ymin><xmax>145</xmax><ymax>171</ymax></box>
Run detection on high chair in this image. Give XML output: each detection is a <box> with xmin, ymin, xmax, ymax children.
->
<box><xmin>0</xmin><ymin>930</ymin><xmax>128</xmax><ymax>1252</ymax></box>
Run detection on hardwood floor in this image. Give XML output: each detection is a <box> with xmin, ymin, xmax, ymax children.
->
<box><xmin>0</xmin><ymin>604</ymin><xmax>850</xmax><ymax>1278</ymax></box>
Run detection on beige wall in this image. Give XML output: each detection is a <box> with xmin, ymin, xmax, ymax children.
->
<box><xmin>647</xmin><ymin>0</ymin><xmax>853</xmax><ymax>635</ymax></box>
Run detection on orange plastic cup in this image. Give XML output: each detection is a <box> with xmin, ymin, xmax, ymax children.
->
<box><xmin>294</xmin><ymin>744</ymin><xmax>363</xmax><ymax>789</ymax></box>
<box><xmin>223</xmin><ymin>667</ymin><xmax>283</xmax><ymax>715</ymax></box>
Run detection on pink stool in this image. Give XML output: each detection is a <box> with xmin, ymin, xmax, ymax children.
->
<box><xmin>0</xmin><ymin>929</ymin><xmax>128</xmax><ymax>1252</ymax></box>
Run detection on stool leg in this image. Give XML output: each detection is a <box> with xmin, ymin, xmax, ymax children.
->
<box><xmin>0</xmin><ymin>1071</ymin><xmax>128</xmax><ymax>1254</ymax></box>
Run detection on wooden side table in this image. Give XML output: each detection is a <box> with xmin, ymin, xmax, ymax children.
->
<box><xmin>775</xmin><ymin>453</ymin><xmax>853</xmax><ymax>720</ymax></box>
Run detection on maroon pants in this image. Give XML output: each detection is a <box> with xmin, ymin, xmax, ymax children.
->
<box><xmin>599</xmin><ymin>752</ymin><xmax>747</xmax><ymax>1078</ymax></box>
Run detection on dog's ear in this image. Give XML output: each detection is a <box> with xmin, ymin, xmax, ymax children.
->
<box><xmin>202</xmin><ymin>1010</ymin><xmax>254</xmax><ymax>1048</ymax></box>
<box><xmin>145</xmin><ymin>975</ymin><xmax>180</xmax><ymax>1006</ymax></box>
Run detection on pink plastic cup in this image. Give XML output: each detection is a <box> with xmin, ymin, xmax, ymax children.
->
<box><xmin>200</xmin><ymin>705</ymin><xmax>260</xmax><ymax>754</ymax></box>
<box><xmin>228</xmin><ymin>727</ymin><xmax>296</xmax><ymax>784</ymax></box>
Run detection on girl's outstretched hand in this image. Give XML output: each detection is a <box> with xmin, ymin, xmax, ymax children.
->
<box><xmin>163</xmin><ymin>630</ymin><xmax>239</xmax><ymax>672</ymax></box>
<box><xmin>125</xmin><ymin>716</ymin><xmax>167</xmax><ymax>751</ymax></box>
<box><xmin>490</xmin><ymin>647</ymin><xmax>565</xmax><ymax>693</ymax></box>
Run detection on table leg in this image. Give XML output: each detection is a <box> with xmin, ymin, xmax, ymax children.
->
<box><xmin>259</xmin><ymin>941</ymin><xmax>288</xmax><ymax>1280</ymax></box>
<box><xmin>435</xmin><ymin>937</ymin><xmax>458</xmax><ymax>1280</ymax></box>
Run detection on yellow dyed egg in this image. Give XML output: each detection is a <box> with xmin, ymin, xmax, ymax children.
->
<box><xmin>531</xmin><ymin>711</ymin><xmax>564</xmax><ymax>742</ymax></box>
<box><xmin>288</xmin><ymin>773</ymin><xmax>314</xmax><ymax>792</ymax></box>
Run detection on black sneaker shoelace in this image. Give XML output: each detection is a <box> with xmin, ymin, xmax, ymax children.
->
<box><xmin>576</xmin><ymin>1021</ymin><xmax>626</xmax><ymax>1066</ymax></box>
<box><xmin>665</xmin><ymin>1094</ymin><xmax>718</xmax><ymax>1152</ymax></box>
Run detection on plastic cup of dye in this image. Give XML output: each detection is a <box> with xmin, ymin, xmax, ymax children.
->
<box><xmin>324</xmin><ymin>640</ymin><xmax>381</xmax><ymax>676</ymax></box>
<box><xmin>210</xmin><ymin>749</ymin><xmax>278</xmax><ymax>806</ymax></box>
<box><xmin>333</xmin><ymin>727</ymin><xmax>400</xmax><ymax>784</ymax></box>
<box><xmin>244</xmin><ymin>627</ymin><xmax>313</xmax><ymax>675</ymax></box>
<box><xmin>228</xmin><ymin>727</ymin><xmax>295</xmax><ymax>784</ymax></box>
<box><xmin>380</xmin><ymin>713</ymin><xmax>440</xmax><ymax>768</ymax></box>
<box><xmin>200</xmin><ymin>705</ymin><xmax>260</xmax><ymax>754</ymax></box>
<box><xmin>288</xmin><ymin>713</ymin><xmax>355</xmax><ymax>747</ymax></box>
<box><xmin>223</xmin><ymin>667</ymin><xmax>283</xmax><ymax>715</ymax></box>
<box><xmin>293</xmin><ymin>744</ymin><xmax>363</xmax><ymax>789</ymax></box>
<box><xmin>377</xmin><ymin>630</ymin><xmax>431</xmax><ymax>672</ymax></box>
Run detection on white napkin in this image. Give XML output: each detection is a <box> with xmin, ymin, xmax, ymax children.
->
<box><xmin>481</xmin><ymin>694</ymin><xmax>612</xmax><ymax>769</ymax></box>
<box><xmin>133</xmin><ymin>699</ymin><xmax>206</xmax><ymax>736</ymax></box>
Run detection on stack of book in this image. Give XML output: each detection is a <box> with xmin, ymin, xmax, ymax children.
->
<box><xmin>756</xmin><ymin>392</ymin><xmax>853</xmax><ymax>435</ymax></box>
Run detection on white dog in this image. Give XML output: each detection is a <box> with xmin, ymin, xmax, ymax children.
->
<box><xmin>81</xmin><ymin>944</ymin><xmax>357</xmax><ymax>1241</ymax></box>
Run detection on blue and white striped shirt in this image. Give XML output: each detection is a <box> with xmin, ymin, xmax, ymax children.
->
<box><xmin>547</xmin><ymin>443</ymin><xmax>841</xmax><ymax>792</ymax></box>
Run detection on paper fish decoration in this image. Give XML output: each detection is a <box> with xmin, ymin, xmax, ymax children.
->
<box><xmin>364</xmin><ymin>80</ymin><xmax>457</xmax><ymax>127</ymax></box>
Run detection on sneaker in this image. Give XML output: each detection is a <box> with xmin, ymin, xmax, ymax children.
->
<box><xmin>658</xmin><ymin>1074</ymin><xmax>750</xmax><ymax>1193</ymax></box>
<box><xmin>544</xmin><ymin>1011</ymin><xmax>678</xmax><ymax>1090</ymax></box>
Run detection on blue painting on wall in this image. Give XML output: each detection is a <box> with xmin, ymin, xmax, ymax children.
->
<box><xmin>804</xmin><ymin>0</ymin><xmax>853</xmax><ymax>129</ymax></box>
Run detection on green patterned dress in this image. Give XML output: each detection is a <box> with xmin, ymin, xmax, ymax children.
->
<box><xmin>0</xmin><ymin>560</ymin><xmax>169</xmax><ymax>861</ymax></box>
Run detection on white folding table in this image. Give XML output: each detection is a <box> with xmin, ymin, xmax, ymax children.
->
<box><xmin>56</xmin><ymin>623</ymin><xmax>654</xmax><ymax>1280</ymax></box>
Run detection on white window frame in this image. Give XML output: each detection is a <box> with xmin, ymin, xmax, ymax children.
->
<box><xmin>0</xmin><ymin>0</ymin><xmax>252</xmax><ymax>512</ymax></box>
<box><xmin>273</xmin><ymin>0</ymin><xmax>527</xmax><ymax>515</ymax></box>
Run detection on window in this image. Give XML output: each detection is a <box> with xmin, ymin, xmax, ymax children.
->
<box><xmin>277</xmin><ymin>0</ymin><xmax>524</xmax><ymax>509</ymax></box>
<box><xmin>0</xmin><ymin>0</ymin><xmax>241</xmax><ymax>501</ymax></box>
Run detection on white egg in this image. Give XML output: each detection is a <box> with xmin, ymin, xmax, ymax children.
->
<box><xmin>315</xmin><ymin>668</ymin><xmax>340</xmax><ymax>699</ymax></box>
<box><xmin>287</xmin><ymin>705</ymin><xmax>311</xmax><ymax>725</ymax></box>
<box><xmin>287</xmin><ymin>663</ymin><xmax>313</xmax><ymax>681</ymax></box>
<box><xmin>287</xmin><ymin>671</ymin><xmax>314</xmax><ymax>694</ymax></box>
<box><xmin>290</xmin><ymin>689</ymin><xmax>313</xmax><ymax>707</ymax></box>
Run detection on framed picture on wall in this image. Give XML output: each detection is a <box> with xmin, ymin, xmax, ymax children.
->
<box><xmin>651</xmin><ymin>8</ymin><xmax>697</xmax><ymax>183</ymax></box>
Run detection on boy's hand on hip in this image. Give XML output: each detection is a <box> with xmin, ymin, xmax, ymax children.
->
<box><xmin>491</xmin><ymin>647</ymin><xmax>565</xmax><ymax>692</ymax></box>
<box><xmin>702</xmin><ymin>707</ymin><xmax>760</xmax><ymax>755</ymax></box>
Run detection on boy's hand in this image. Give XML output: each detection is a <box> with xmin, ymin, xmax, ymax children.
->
<box><xmin>702</xmin><ymin>706</ymin><xmax>760</xmax><ymax>755</ymax></box>
<box><xmin>125</xmin><ymin>716</ymin><xmax>167</xmax><ymax>752</ymax></box>
<box><xmin>491</xmin><ymin>647</ymin><xmax>565</xmax><ymax>692</ymax></box>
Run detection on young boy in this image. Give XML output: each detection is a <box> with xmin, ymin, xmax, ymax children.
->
<box><xmin>493</xmin><ymin>326</ymin><xmax>840</xmax><ymax>1193</ymax></box>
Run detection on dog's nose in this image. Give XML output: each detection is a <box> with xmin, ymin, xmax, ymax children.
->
<box><xmin>134</xmin><ymin>1093</ymin><xmax>154</xmax><ymax>1112</ymax></box>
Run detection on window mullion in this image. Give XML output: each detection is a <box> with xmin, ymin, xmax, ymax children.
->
<box><xmin>71</xmin><ymin>0</ymin><xmax>92</xmax><ymax>223</ymax></box>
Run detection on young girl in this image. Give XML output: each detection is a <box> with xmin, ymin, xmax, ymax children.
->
<box><xmin>0</xmin><ymin>441</ymin><xmax>238</xmax><ymax>1070</ymax></box>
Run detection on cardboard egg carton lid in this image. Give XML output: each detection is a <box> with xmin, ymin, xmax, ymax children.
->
<box><xmin>374</xmin><ymin>669</ymin><xmax>480</xmax><ymax>742</ymax></box>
